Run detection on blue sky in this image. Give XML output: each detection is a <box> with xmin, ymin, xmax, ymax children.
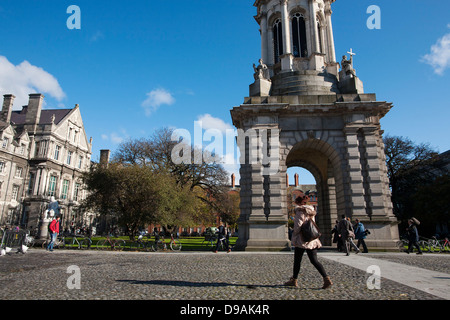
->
<box><xmin>1</xmin><ymin>0</ymin><xmax>449</xmax><ymax>185</ymax></box>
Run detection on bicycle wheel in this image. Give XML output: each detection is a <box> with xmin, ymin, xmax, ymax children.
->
<box><xmin>419</xmin><ymin>240</ymin><xmax>430</xmax><ymax>253</ymax></box>
<box><xmin>443</xmin><ymin>243</ymin><xmax>450</xmax><ymax>252</ymax></box>
<box><xmin>42</xmin><ymin>240</ymin><xmax>49</xmax><ymax>249</ymax></box>
<box><xmin>170</xmin><ymin>240</ymin><xmax>182</xmax><ymax>251</ymax></box>
<box><xmin>396</xmin><ymin>240</ymin><xmax>406</xmax><ymax>252</ymax></box>
<box><xmin>96</xmin><ymin>240</ymin><xmax>109</xmax><ymax>250</ymax></box>
<box><xmin>114</xmin><ymin>239</ymin><xmax>126</xmax><ymax>251</ymax></box>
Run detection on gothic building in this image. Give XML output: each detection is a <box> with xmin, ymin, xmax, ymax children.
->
<box><xmin>0</xmin><ymin>93</ymin><xmax>93</xmax><ymax>235</ymax></box>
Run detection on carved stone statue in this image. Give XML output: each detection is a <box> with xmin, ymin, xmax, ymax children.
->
<box><xmin>253</xmin><ymin>59</ymin><xmax>270</xmax><ymax>81</ymax></box>
<box><xmin>341</xmin><ymin>55</ymin><xmax>356</xmax><ymax>77</ymax></box>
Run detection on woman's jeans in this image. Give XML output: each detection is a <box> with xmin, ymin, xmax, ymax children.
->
<box><xmin>47</xmin><ymin>232</ymin><xmax>57</xmax><ymax>250</ymax></box>
<box><xmin>293</xmin><ymin>247</ymin><xmax>327</xmax><ymax>279</ymax></box>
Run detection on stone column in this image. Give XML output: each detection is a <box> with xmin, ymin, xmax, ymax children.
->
<box><xmin>260</xmin><ymin>12</ymin><xmax>269</xmax><ymax>64</ymax></box>
<box><xmin>281</xmin><ymin>0</ymin><xmax>291</xmax><ymax>55</ymax></box>
<box><xmin>361</xmin><ymin>127</ymin><xmax>394</xmax><ymax>219</ymax></box>
<box><xmin>280</xmin><ymin>0</ymin><xmax>293</xmax><ymax>71</ymax></box>
<box><xmin>343</xmin><ymin>127</ymin><xmax>366</xmax><ymax>217</ymax></box>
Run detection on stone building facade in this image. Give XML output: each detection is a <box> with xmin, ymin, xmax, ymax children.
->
<box><xmin>231</xmin><ymin>0</ymin><xmax>398</xmax><ymax>251</ymax></box>
<box><xmin>0</xmin><ymin>93</ymin><xmax>93</xmax><ymax>236</ymax></box>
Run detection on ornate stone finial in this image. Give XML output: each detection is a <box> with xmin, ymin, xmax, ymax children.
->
<box><xmin>253</xmin><ymin>59</ymin><xmax>271</xmax><ymax>81</ymax></box>
<box><xmin>51</xmin><ymin>114</ymin><xmax>56</xmax><ymax>124</ymax></box>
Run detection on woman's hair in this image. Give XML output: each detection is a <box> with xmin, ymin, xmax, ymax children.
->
<box><xmin>295</xmin><ymin>195</ymin><xmax>310</xmax><ymax>204</ymax></box>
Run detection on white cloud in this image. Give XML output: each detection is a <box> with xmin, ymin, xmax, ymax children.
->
<box><xmin>196</xmin><ymin>114</ymin><xmax>234</xmax><ymax>133</ymax></box>
<box><xmin>422</xmin><ymin>27</ymin><xmax>450</xmax><ymax>75</ymax></box>
<box><xmin>0</xmin><ymin>55</ymin><xmax>66</xmax><ymax>108</ymax></box>
<box><xmin>101</xmin><ymin>130</ymin><xmax>128</xmax><ymax>144</ymax></box>
<box><xmin>141</xmin><ymin>88</ymin><xmax>175</xmax><ymax>116</ymax></box>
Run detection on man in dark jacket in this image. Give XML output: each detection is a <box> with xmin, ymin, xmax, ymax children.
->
<box><xmin>406</xmin><ymin>219</ymin><xmax>422</xmax><ymax>255</ymax></box>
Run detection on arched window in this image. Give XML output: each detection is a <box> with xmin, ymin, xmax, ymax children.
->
<box><xmin>273</xmin><ymin>18</ymin><xmax>283</xmax><ymax>63</ymax></box>
<box><xmin>292</xmin><ymin>13</ymin><xmax>307</xmax><ymax>58</ymax></box>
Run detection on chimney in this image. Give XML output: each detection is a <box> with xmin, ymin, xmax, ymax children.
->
<box><xmin>294</xmin><ymin>173</ymin><xmax>299</xmax><ymax>187</ymax></box>
<box><xmin>100</xmin><ymin>149</ymin><xmax>111</xmax><ymax>167</ymax></box>
<box><xmin>25</xmin><ymin>94</ymin><xmax>44</xmax><ymax>133</ymax></box>
<box><xmin>1</xmin><ymin>94</ymin><xmax>15</xmax><ymax>123</ymax></box>
<box><xmin>231</xmin><ymin>173</ymin><xmax>235</xmax><ymax>188</ymax></box>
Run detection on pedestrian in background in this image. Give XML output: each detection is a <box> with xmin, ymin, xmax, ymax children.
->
<box><xmin>46</xmin><ymin>216</ymin><xmax>60</xmax><ymax>252</ymax></box>
<box><xmin>337</xmin><ymin>215</ymin><xmax>360</xmax><ymax>255</ymax></box>
<box><xmin>213</xmin><ymin>222</ymin><xmax>230</xmax><ymax>253</ymax></box>
<box><xmin>284</xmin><ymin>195</ymin><xmax>332</xmax><ymax>289</ymax></box>
<box><xmin>406</xmin><ymin>218</ymin><xmax>423</xmax><ymax>255</ymax></box>
<box><xmin>354</xmin><ymin>218</ymin><xmax>369</xmax><ymax>253</ymax></box>
<box><xmin>331</xmin><ymin>220</ymin><xmax>343</xmax><ymax>252</ymax></box>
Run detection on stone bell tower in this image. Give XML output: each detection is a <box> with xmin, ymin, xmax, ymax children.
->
<box><xmin>231</xmin><ymin>0</ymin><xmax>399</xmax><ymax>251</ymax></box>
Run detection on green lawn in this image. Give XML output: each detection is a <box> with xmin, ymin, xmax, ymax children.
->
<box><xmin>61</xmin><ymin>236</ymin><xmax>237</xmax><ymax>251</ymax></box>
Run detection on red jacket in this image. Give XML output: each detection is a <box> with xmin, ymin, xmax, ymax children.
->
<box><xmin>49</xmin><ymin>219</ymin><xmax>60</xmax><ymax>234</ymax></box>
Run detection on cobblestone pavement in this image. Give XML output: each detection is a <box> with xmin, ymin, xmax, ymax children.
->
<box><xmin>0</xmin><ymin>249</ymin><xmax>448</xmax><ymax>302</ymax></box>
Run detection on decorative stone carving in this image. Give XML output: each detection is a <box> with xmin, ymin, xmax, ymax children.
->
<box><xmin>253</xmin><ymin>59</ymin><xmax>270</xmax><ymax>81</ymax></box>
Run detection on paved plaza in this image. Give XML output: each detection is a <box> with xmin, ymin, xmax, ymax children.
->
<box><xmin>0</xmin><ymin>248</ymin><xmax>448</xmax><ymax>303</ymax></box>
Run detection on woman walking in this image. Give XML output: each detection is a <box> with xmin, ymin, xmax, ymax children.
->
<box><xmin>284</xmin><ymin>195</ymin><xmax>332</xmax><ymax>289</ymax></box>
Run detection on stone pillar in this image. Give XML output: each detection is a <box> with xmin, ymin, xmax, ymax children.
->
<box><xmin>260</xmin><ymin>12</ymin><xmax>269</xmax><ymax>65</ymax></box>
<box><xmin>280</xmin><ymin>0</ymin><xmax>293</xmax><ymax>71</ymax></box>
<box><xmin>343</xmin><ymin>127</ymin><xmax>366</xmax><ymax>217</ymax></box>
<box><xmin>235</xmin><ymin>126</ymin><xmax>290</xmax><ymax>251</ymax></box>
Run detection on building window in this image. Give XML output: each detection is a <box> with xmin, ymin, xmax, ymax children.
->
<box><xmin>0</xmin><ymin>161</ymin><xmax>5</xmax><ymax>173</ymax></box>
<box><xmin>19</xmin><ymin>144</ymin><xmax>25</xmax><ymax>155</ymax></box>
<box><xmin>78</xmin><ymin>155</ymin><xmax>83</xmax><ymax>169</ymax></box>
<box><xmin>15</xmin><ymin>167</ymin><xmax>23</xmax><ymax>178</ymax></box>
<box><xmin>27</xmin><ymin>173</ymin><xmax>35</xmax><ymax>195</ymax></box>
<box><xmin>48</xmin><ymin>175</ymin><xmax>57</xmax><ymax>197</ymax></box>
<box><xmin>61</xmin><ymin>179</ymin><xmax>70</xmax><ymax>200</ymax></box>
<box><xmin>74</xmin><ymin>183</ymin><xmax>81</xmax><ymax>201</ymax></box>
<box><xmin>12</xmin><ymin>185</ymin><xmax>20</xmax><ymax>201</ymax></box>
<box><xmin>2</xmin><ymin>137</ymin><xmax>9</xmax><ymax>149</ymax></box>
<box><xmin>273</xmin><ymin>18</ymin><xmax>283</xmax><ymax>63</ymax></box>
<box><xmin>54</xmin><ymin>145</ymin><xmax>61</xmax><ymax>160</ymax></box>
<box><xmin>292</xmin><ymin>13</ymin><xmax>307</xmax><ymax>58</ymax></box>
<box><xmin>67</xmin><ymin>151</ymin><xmax>72</xmax><ymax>165</ymax></box>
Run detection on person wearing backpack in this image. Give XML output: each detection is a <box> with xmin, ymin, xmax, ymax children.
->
<box><xmin>284</xmin><ymin>195</ymin><xmax>332</xmax><ymax>289</ymax></box>
<box><xmin>47</xmin><ymin>216</ymin><xmax>60</xmax><ymax>252</ymax></box>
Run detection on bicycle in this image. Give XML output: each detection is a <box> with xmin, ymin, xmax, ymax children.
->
<box><xmin>79</xmin><ymin>236</ymin><xmax>93</xmax><ymax>250</ymax></box>
<box><xmin>65</xmin><ymin>235</ymin><xmax>82</xmax><ymax>249</ymax></box>
<box><xmin>131</xmin><ymin>234</ymin><xmax>151</xmax><ymax>252</ymax></box>
<box><xmin>151</xmin><ymin>235</ymin><xmax>166</xmax><ymax>252</ymax></box>
<box><xmin>42</xmin><ymin>235</ymin><xmax>65</xmax><ymax>250</ymax></box>
<box><xmin>150</xmin><ymin>234</ymin><xmax>182</xmax><ymax>251</ymax></box>
<box><xmin>96</xmin><ymin>234</ymin><xmax>126</xmax><ymax>251</ymax></box>
<box><xmin>395</xmin><ymin>238</ymin><xmax>409</xmax><ymax>252</ymax></box>
<box><xmin>23</xmin><ymin>231</ymin><xmax>35</xmax><ymax>248</ymax></box>
<box><xmin>439</xmin><ymin>238</ymin><xmax>450</xmax><ymax>252</ymax></box>
<box><xmin>428</xmin><ymin>236</ymin><xmax>443</xmax><ymax>253</ymax></box>
<box><xmin>168</xmin><ymin>233</ymin><xmax>181</xmax><ymax>251</ymax></box>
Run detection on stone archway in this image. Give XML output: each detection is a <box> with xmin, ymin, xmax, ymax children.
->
<box><xmin>284</xmin><ymin>139</ymin><xmax>343</xmax><ymax>246</ymax></box>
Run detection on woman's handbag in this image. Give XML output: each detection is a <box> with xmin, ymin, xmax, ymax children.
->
<box><xmin>300</xmin><ymin>218</ymin><xmax>322</xmax><ymax>242</ymax></box>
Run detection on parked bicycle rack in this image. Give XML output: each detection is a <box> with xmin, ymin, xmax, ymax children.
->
<box><xmin>1</xmin><ymin>229</ymin><xmax>28</xmax><ymax>255</ymax></box>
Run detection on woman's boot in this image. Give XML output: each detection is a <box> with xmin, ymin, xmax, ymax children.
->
<box><xmin>322</xmin><ymin>276</ymin><xmax>333</xmax><ymax>289</ymax></box>
<box><xmin>284</xmin><ymin>277</ymin><xmax>298</xmax><ymax>287</ymax></box>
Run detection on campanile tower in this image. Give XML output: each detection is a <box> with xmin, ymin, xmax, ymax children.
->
<box><xmin>231</xmin><ymin>0</ymin><xmax>399</xmax><ymax>251</ymax></box>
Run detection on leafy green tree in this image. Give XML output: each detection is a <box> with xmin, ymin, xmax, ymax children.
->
<box><xmin>383</xmin><ymin>135</ymin><xmax>447</xmax><ymax>236</ymax></box>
